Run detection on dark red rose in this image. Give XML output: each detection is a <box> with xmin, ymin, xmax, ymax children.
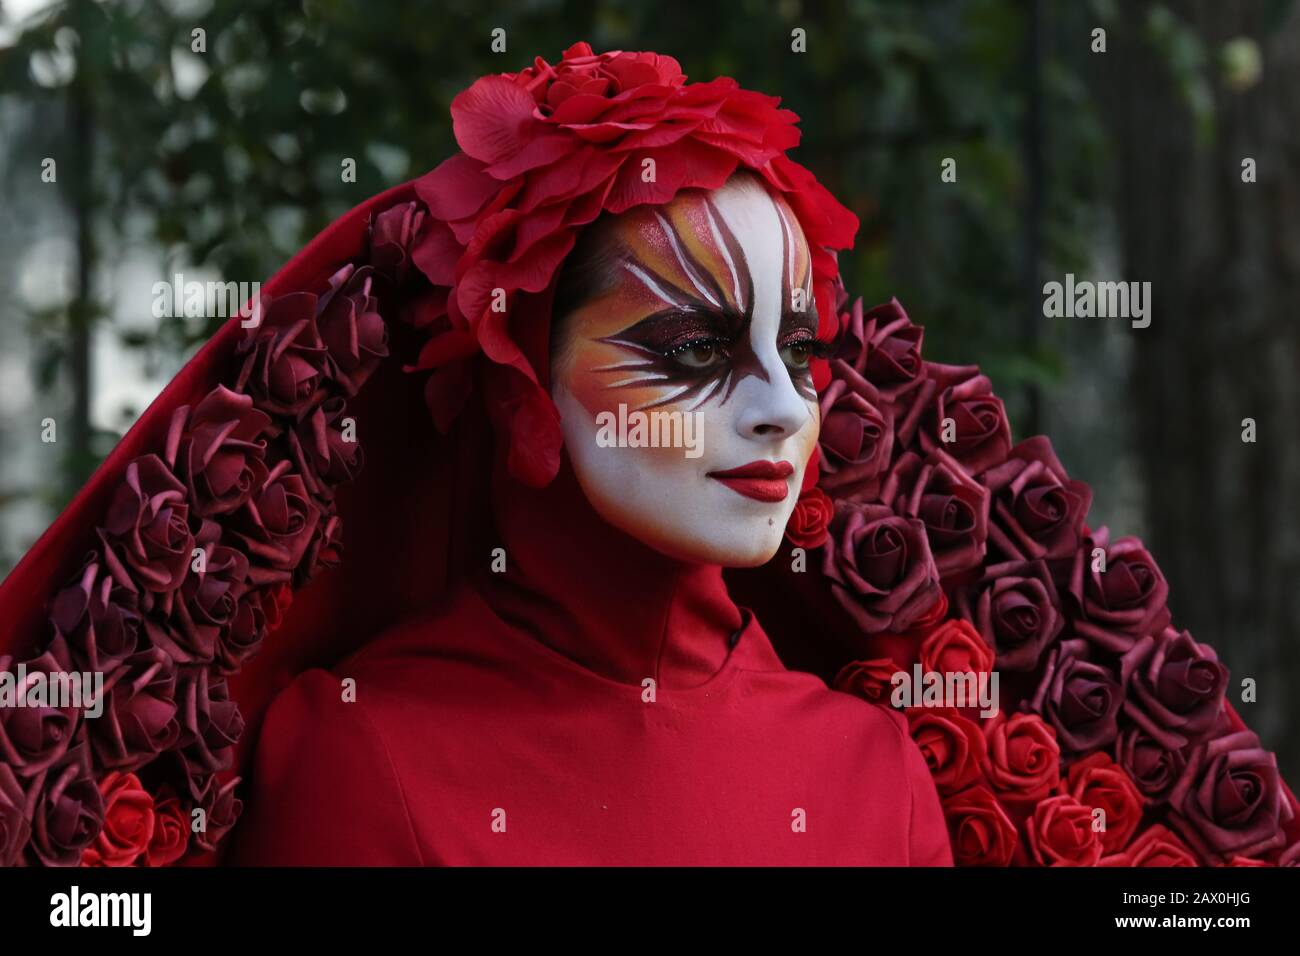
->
<box><xmin>231</xmin><ymin>460</ymin><xmax>322</xmax><ymax>578</ymax></box>
<box><xmin>1025</xmin><ymin>794</ymin><xmax>1104</xmax><ymax>866</ymax></box>
<box><xmin>217</xmin><ymin>582</ymin><xmax>291</xmax><ymax>674</ymax></box>
<box><xmin>981</xmin><ymin>436</ymin><xmax>1091</xmax><ymax>562</ymax></box>
<box><xmin>0</xmin><ymin>763</ymin><xmax>31</xmax><ymax>867</ymax></box>
<box><xmin>27</xmin><ymin>743</ymin><xmax>104</xmax><ymax>867</ymax></box>
<box><xmin>288</xmin><ymin>395</ymin><xmax>364</xmax><ymax>500</ymax></box>
<box><xmin>1115</xmin><ymin>722</ymin><xmax>1188</xmax><ymax>804</ymax></box>
<box><xmin>941</xmin><ymin>784</ymin><xmax>1019</xmax><ymax>866</ymax></box>
<box><xmin>817</xmin><ymin>360</ymin><xmax>894</xmax><ymax>498</ymax></box>
<box><xmin>879</xmin><ymin>449</ymin><xmax>989</xmax><ymax>576</ymax></box>
<box><xmin>90</xmin><ymin>646</ymin><xmax>180</xmax><ymax>773</ymax></box>
<box><xmin>908</xmin><ymin>707</ymin><xmax>988</xmax><ymax>796</ymax></box>
<box><xmin>822</xmin><ymin>500</ymin><xmax>942</xmax><ymax>634</ymax></box>
<box><xmin>895</xmin><ymin>364</ymin><xmax>1012</xmax><ymax>476</ymax></box>
<box><xmin>983</xmin><ymin>712</ymin><xmax>1060</xmax><ymax>804</ymax></box>
<box><xmin>175</xmin><ymin>668</ymin><xmax>244</xmax><ymax>774</ymax></box>
<box><xmin>1120</xmin><ymin>627</ymin><xmax>1228</xmax><ymax>750</ymax></box>
<box><xmin>296</xmin><ymin>497</ymin><xmax>344</xmax><ymax>588</ymax></box>
<box><xmin>1068</xmin><ymin>527</ymin><xmax>1171</xmax><ymax>654</ymax></box>
<box><xmin>1167</xmin><ymin>729</ymin><xmax>1293</xmax><ymax>863</ymax></box>
<box><xmin>1100</xmin><ymin>824</ymin><xmax>1198</xmax><ymax>866</ymax></box>
<box><xmin>187</xmin><ymin>771</ymin><xmax>242</xmax><ymax>853</ymax></box>
<box><xmin>148</xmin><ymin>520</ymin><xmax>250</xmax><ymax>666</ymax></box>
<box><xmin>1065</xmin><ymin>752</ymin><xmax>1144</xmax><ymax>854</ymax></box>
<box><xmin>145</xmin><ymin>787</ymin><xmax>190</xmax><ymax>866</ymax></box>
<box><xmin>164</xmin><ymin>385</ymin><xmax>271</xmax><ymax>518</ymax></box>
<box><xmin>316</xmin><ymin>264</ymin><xmax>389</xmax><ymax>396</ymax></box>
<box><xmin>81</xmin><ymin>771</ymin><xmax>155</xmax><ymax>867</ymax></box>
<box><xmin>98</xmin><ymin>454</ymin><xmax>194</xmax><ymax>595</ymax></box>
<box><xmin>832</xmin><ymin>657</ymin><xmax>902</xmax><ymax>706</ymax></box>
<box><xmin>235</xmin><ymin>292</ymin><xmax>331</xmax><ymax>417</ymax></box>
<box><xmin>0</xmin><ymin>635</ymin><xmax>82</xmax><ymax>778</ymax></box>
<box><xmin>50</xmin><ymin>558</ymin><xmax>142</xmax><ymax>676</ymax></box>
<box><xmin>835</xmin><ymin>296</ymin><xmax>926</xmax><ymax>404</ymax></box>
<box><xmin>368</xmin><ymin>201</ymin><xmax>427</xmax><ymax>285</ymax></box>
<box><xmin>918</xmin><ymin>619</ymin><xmax>994</xmax><ymax>689</ymax></box>
<box><xmin>1028</xmin><ymin>638</ymin><xmax>1123</xmax><ymax>755</ymax></box>
<box><xmin>785</xmin><ymin>486</ymin><xmax>834</xmax><ymax>549</ymax></box>
<box><xmin>956</xmin><ymin>559</ymin><xmax>1064</xmax><ymax>672</ymax></box>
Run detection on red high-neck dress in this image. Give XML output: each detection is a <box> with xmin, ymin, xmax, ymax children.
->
<box><xmin>225</xmin><ymin>453</ymin><xmax>953</xmax><ymax>866</ymax></box>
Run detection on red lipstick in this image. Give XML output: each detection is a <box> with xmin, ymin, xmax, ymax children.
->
<box><xmin>707</xmin><ymin>459</ymin><xmax>795</xmax><ymax>503</ymax></box>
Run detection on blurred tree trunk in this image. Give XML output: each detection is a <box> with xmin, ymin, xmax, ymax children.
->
<box><xmin>1102</xmin><ymin>2</ymin><xmax>1300</xmax><ymax>780</ymax></box>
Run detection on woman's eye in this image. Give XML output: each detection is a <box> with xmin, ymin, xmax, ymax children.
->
<box><xmin>781</xmin><ymin>340</ymin><xmax>813</xmax><ymax>369</ymax></box>
<box><xmin>669</xmin><ymin>341</ymin><xmax>727</xmax><ymax>369</ymax></box>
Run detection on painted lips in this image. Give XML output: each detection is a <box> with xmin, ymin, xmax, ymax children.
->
<box><xmin>707</xmin><ymin>459</ymin><xmax>795</xmax><ymax>503</ymax></box>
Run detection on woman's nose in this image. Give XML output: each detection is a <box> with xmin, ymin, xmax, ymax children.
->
<box><xmin>733</xmin><ymin>357</ymin><xmax>813</xmax><ymax>440</ymax></box>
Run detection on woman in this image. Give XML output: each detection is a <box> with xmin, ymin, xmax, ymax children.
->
<box><xmin>0</xmin><ymin>42</ymin><xmax>1294</xmax><ymax>868</ymax></box>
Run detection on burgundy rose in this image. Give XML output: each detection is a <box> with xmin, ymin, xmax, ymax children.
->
<box><xmin>187</xmin><ymin>771</ymin><xmax>243</xmax><ymax>853</ymax></box>
<box><xmin>98</xmin><ymin>454</ymin><xmax>194</xmax><ymax>595</ymax></box>
<box><xmin>1025</xmin><ymin>794</ymin><xmax>1104</xmax><ymax>866</ymax></box>
<box><xmin>1115</xmin><ymin>722</ymin><xmax>1188</xmax><ymax>803</ymax></box>
<box><xmin>368</xmin><ymin>201</ymin><xmax>427</xmax><ymax>285</ymax></box>
<box><xmin>817</xmin><ymin>360</ymin><xmax>894</xmax><ymax>498</ymax></box>
<box><xmin>983</xmin><ymin>711</ymin><xmax>1061</xmax><ymax>804</ymax></box>
<box><xmin>908</xmin><ymin>706</ymin><xmax>988</xmax><ymax>796</ymax></box>
<box><xmin>1167</xmin><ymin>729</ymin><xmax>1293</xmax><ymax>863</ymax></box>
<box><xmin>0</xmin><ymin>763</ymin><xmax>32</xmax><ymax>867</ymax></box>
<box><xmin>785</xmin><ymin>486</ymin><xmax>833</xmax><ymax>549</ymax></box>
<box><xmin>879</xmin><ymin>449</ymin><xmax>989</xmax><ymax>576</ymax></box>
<box><xmin>822</xmin><ymin>501</ymin><xmax>942</xmax><ymax>634</ymax></box>
<box><xmin>231</xmin><ymin>460</ymin><xmax>322</xmax><ymax>578</ymax></box>
<box><xmin>0</xmin><ymin>635</ymin><xmax>82</xmax><ymax>778</ymax></box>
<box><xmin>1028</xmin><ymin>637</ymin><xmax>1123</xmax><ymax>754</ymax></box>
<box><xmin>956</xmin><ymin>559</ymin><xmax>1064</xmax><ymax>672</ymax></box>
<box><xmin>217</xmin><ymin>582</ymin><xmax>290</xmax><ymax>674</ymax></box>
<box><xmin>896</xmin><ymin>364</ymin><xmax>1012</xmax><ymax>476</ymax></box>
<box><xmin>146</xmin><ymin>787</ymin><xmax>190</xmax><ymax>866</ymax></box>
<box><xmin>145</xmin><ymin>520</ymin><xmax>250</xmax><ymax>666</ymax></box>
<box><xmin>981</xmin><ymin>436</ymin><xmax>1091</xmax><ymax>562</ymax></box>
<box><xmin>27</xmin><ymin>743</ymin><xmax>104</xmax><ymax>867</ymax></box>
<box><xmin>317</xmin><ymin>264</ymin><xmax>389</xmax><ymax>396</ymax></box>
<box><xmin>296</xmin><ymin>498</ymin><xmax>344</xmax><ymax>588</ymax></box>
<box><xmin>175</xmin><ymin>668</ymin><xmax>245</xmax><ymax>774</ymax></box>
<box><xmin>1120</xmin><ymin>627</ymin><xmax>1228</xmax><ymax>750</ymax></box>
<box><xmin>941</xmin><ymin>784</ymin><xmax>1019</xmax><ymax>866</ymax></box>
<box><xmin>288</xmin><ymin>395</ymin><xmax>364</xmax><ymax>499</ymax></box>
<box><xmin>81</xmin><ymin>771</ymin><xmax>155</xmax><ymax>867</ymax></box>
<box><xmin>1068</xmin><ymin>527</ymin><xmax>1171</xmax><ymax>654</ymax></box>
<box><xmin>1065</xmin><ymin>752</ymin><xmax>1144</xmax><ymax>854</ymax></box>
<box><xmin>164</xmin><ymin>385</ymin><xmax>271</xmax><ymax>518</ymax></box>
<box><xmin>832</xmin><ymin>657</ymin><xmax>902</xmax><ymax>706</ymax></box>
<box><xmin>90</xmin><ymin>645</ymin><xmax>181</xmax><ymax>773</ymax></box>
<box><xmin>1100</xmin><ymin>824</ymin><xmax>1198</xmax><ymax>867</ymax></box>
<box><xmin>50</xmin><ymin>558</ymin><xmax>142</xmax><ymax>676</ymax></box>
<box><xmin>235</xmin><ymin>292</ymin><xmax>331</xmax><ymax>417</ymax></box>
<box><xmin>835</xmin><ymin>296</ymin><xmax>926</xmax><ymax>404</ymax></box>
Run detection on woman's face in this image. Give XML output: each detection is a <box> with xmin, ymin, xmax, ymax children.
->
<box><xmin>551</xmin><ymin>175</ymin><xmax>821</xmax><ymax>567</ymax></box>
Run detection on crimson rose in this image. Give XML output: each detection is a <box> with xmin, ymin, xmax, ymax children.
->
<box><xmin>81</xmin><ymin>771</ymin><xmax>155</xmax><ymax>867</ymax></box>
<box><xmin>1119</xmin><ymin>626</ymin><xmax>1228</xmax><ymax>750</ymax></box>
<box><xmin>956</xmin><ymin>559</ymin><xmax>1063</xmax><ymax>672</ymax></box>
<box><xmin>941</xmin><ymin>784</ymin><xmax>1019</xmax><ymax>867</ymax></box>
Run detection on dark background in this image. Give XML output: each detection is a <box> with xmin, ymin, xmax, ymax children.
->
<box><xmin>1</xmin><ymin>0</ymin><xmax>1296</xmax><ymax>778</ymax></box>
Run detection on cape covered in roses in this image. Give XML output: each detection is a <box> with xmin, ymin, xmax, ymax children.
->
<box><xmin>0</xmin><ymin>41</ymin><xmax>1295</xmax><ymax>868</ymax></box>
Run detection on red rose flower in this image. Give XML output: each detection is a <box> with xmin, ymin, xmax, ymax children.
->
<box><xmin>1100</xmin><ymin>824</ymin><xmax>1198</xmax><ymax>866</ymax></box>
<box><xmin>1028</xmin><ymin>637</ymin><xmax>1122</xmax><ymax>755</ymax></box>
<box><xmin>90</xmin><ymin>645</ymin><xmax>181</xmax><ymax>773</ymax></box>
<box><xmin>981</xmin><ymin>436</ymin><xmax>1091</xmax><ymax>562</ymax></box>
<box><xmin>918</xmin><ymin>618</ymin><xmax>994</xmax><ymax>686</ymax></box>
<box><xmin>1065</xmin><ymin>752</ymin><xmax>1144</xmax><ymax>854</ymax></box>
<box><xmin>909</xmin><ymin>707</ymin><xmax>988</xmax><ymax>796</ymax></box>
<box><xmin>1115</xmin><ymin>722</ymin><xmax>1187</xmax><ymax>804</ymax></box>
<box><xmin>879</xmin><ymin>449</ymin><xmax>990</xmax><ymax>577</ymax></box>
<box><xmin>941</xmin><ymin>784</ymin><xmax>1019</xmax><ymax>866</ymax></box>
<box><xmin>834</xmin><ymin>296</ymin><xmax>926</xmax><ymax>405</ymax></box>
<box><xmin>785</xmin><ymin>486</ymin><xmax>833</xmax><ymax>549</ymax></box>
<box><xmin>235</xmin><ymin>292</ymin><xmax>331</xmax><ymax>418</ymax></box>
<box><xmin>187</xmin><ymin>771</ymin><xmax>243</xmax><ymax>853</ymax></box>
<box><xmin>368</xmin><ymin>201</ymin><xmax>426</xmax><ymax>286</ymax></box>
<box><xmin>0</xmin><ymin>636</ymin><xmax>82</xmax><ymax>778</ymax></box>
<box><xmin>1119</xmin><ymin>626</ymin><xmax>1228</xmax><ymax>750</ymax></box>
<box><xmin>231</xmin><ymin>460</ymin><xmax>322</xmax><ymax>577</ymax></box>
<box><xmin>895</xmin><ymin>363</ymin><xmax>1011</xmax><ymax>476</ymax></box>
<box><xmin>50</xmin><ymin>558</ymin><xmax>142</xmax><ymax>676</ymax></box>
<box><xmin>832</xmin><ymin>657</ymin><xmax>902</xmax><ymax>706</ymax></box>
<box><xmin>956</xmin><ymin>559</ymin><xmax>1063</xmax><ymax>673</ymax></box>
<box><xmin>1025</xmin><ymin>794</ymin><xmax>1104</xmax><ymax>866</ymax></box>
<box><xmin>316</xmin><ymin>264</ymin><xmax>389</xmax><ymax>397</ymax></box>
<box><xmin>164</xmin><ymin>384</ymin><xmax>271</xmax><ymax>519</ymax></box>
<box><xmin>146</xmin><ymin>787</ymin><xmax>190</xmax><ymax>866</ymax></box>
<box><xmin>81</xmin><ymin>771</ymin><xmax>155</xmax><ymax>867</ymax></box>
<box><xmin>1068</xmin><ymin>526</ymin><xmax>1171</xmax><ymax>654</ymax></box>
<box><xmin>817</xmin><ymin>361</ymin><xmax>894</xmax><ymax>498</ymax></box>
<box><xmin>98</xmin><ymin>454</ymin><xmax>194</xmax><ymax>595</ymax></box>
<box><xmin>983</xmin><ymin>712</ymin><xmax>1061</xmax><ymax>805</ymax></box>
<box><xmin>27</xmin><ymin>744</ymin><xmax>104</xmax><ymax>867</ymax></box>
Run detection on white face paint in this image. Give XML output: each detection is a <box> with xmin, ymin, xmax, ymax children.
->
<box><xmin>550</xmin><ymin>172</ymin><xmax>821</xmax><ymax>567</ymax></box>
